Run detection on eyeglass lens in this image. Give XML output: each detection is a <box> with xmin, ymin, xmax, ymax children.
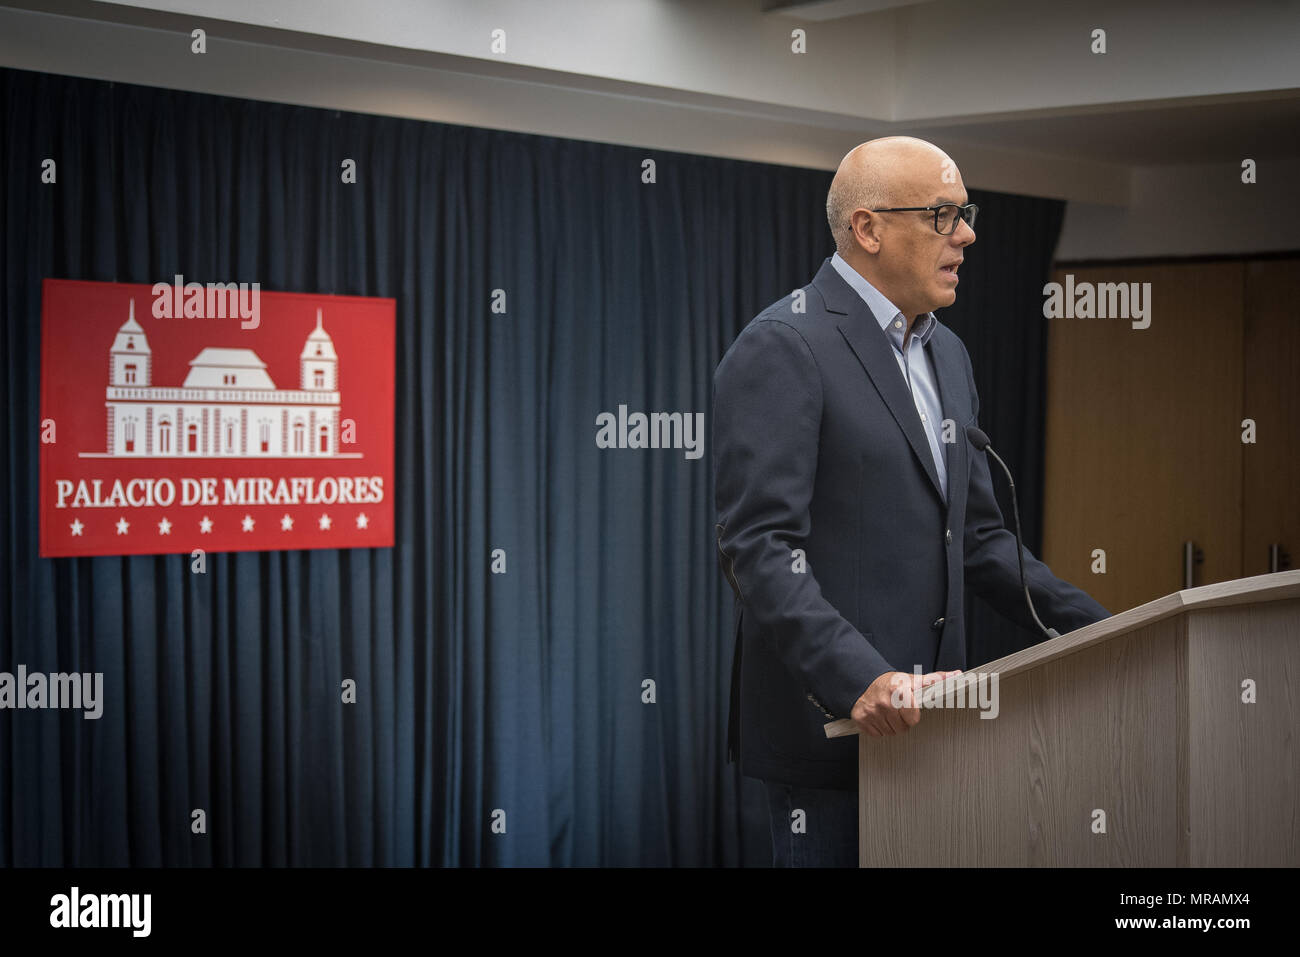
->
<box><xmin>935</xmin><ymin>204</ymin><xmax>977</xmax><ymax>234</ymax></box>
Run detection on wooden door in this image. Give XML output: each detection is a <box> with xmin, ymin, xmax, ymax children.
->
<box><xmin>1242</xmin><ymin>258</ymin><xmax>1300</xmax><ymax>577</ymax></box>
<box><xmin>1042</xmin><ymin>262</ymin><xmax>1245</xmax><ymax>615</ymax></box>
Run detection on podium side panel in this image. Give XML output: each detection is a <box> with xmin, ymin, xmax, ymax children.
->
<box><xmin>1188</xmin><ymin>598</ymin><xmax>1300</xmax><ymax>866</ymax></box>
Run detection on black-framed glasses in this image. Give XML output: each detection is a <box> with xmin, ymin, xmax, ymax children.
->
<box><xmin>867</xmin><ymin>203</ymin><xmax>978</xmax><ymax>235</ymax></box>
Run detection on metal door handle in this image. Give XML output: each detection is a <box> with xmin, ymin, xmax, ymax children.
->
<box><xmin>1268</xmin><ymin>543</ymin><xmax>1292</xmax><ymax>573</ymax></box>
<box><xmin>1182</xmin><ymin>541</ymin><xmax>1204</xmax><ymax>589</ymax></box>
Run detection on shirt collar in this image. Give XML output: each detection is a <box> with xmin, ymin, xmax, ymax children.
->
<box><xmin>830</xmin><ymin>251</ymin><xmax>937</xmax><ymax>351</ymax></box>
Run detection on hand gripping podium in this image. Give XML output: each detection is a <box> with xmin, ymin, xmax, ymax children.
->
<box><xmin>823</xmin><ymin>571</ymin><xmax>1300</xmax><ymax>867</ymax></box>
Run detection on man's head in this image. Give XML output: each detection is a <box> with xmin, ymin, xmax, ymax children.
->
<box><xmin>826</xmin><ymin>136</ymin><xmax>975</xmax><ymax>319</ymax></box>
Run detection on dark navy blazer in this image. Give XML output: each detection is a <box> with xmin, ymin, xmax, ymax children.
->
<box><xmin>712</xmin><ymin>257</ymin><xmax>1110</xmax><ymax>790</ymax></box>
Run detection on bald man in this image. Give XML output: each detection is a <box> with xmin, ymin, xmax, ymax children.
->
<box><xmin>712</xmin><ymin>137</ymin><xmax>1109</xmax><ymax>867</ymax></box>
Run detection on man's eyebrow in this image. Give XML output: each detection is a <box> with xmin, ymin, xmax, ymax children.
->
<box><xmin>933</xmin><ymin>196</ymin><xmax>967</xmax><ymax>205</ymax></box>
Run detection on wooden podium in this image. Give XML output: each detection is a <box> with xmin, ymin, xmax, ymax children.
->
<box><xmin>823</xmin><ymin>571</ymin><xmax>1300</xmax><ymax>867</ymax></box>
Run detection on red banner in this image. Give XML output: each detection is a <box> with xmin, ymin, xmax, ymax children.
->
<box><xmin>39</xmin><ymin>279</ymin><xmax>395</xmax><ymax>557</ymax></box>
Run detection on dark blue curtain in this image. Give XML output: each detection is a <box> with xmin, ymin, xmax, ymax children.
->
<box><xmin>0</xmin><ymin>66</ymin><xmax>1064</xmax><ymax>866</ymax></box>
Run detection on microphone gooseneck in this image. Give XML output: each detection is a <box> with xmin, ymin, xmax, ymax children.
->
<box><xmin>964</xmin><ymin>425</ymin><xmax>1060</xmax><ymax>640</ymax></box>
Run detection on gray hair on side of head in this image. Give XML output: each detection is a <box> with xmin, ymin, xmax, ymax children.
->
<box><xmin>826</xmin><ymin>168</ymin><xmax>889</xmax><ymax>257</ymax></box>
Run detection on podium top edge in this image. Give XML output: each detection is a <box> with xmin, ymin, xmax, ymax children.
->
<box><xmin>824</xmin><ymin>570</ymin><xmax>1300</xmax><ymax>737</ymax></box>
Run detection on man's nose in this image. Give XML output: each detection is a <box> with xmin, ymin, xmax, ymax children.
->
<box><xmin>953</xmin><ymin>218</ymin><xmax>975</xmax><ymax>246</ymax></box>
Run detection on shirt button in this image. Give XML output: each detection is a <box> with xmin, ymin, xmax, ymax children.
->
<box><xmin>894</xmin><ymin>320</ymin><xmax>902</xmax><ymax>329</ymax></box>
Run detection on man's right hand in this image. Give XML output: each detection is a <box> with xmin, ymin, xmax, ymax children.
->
<box><xmin>850</xmin><ymin>669</ymin><xmax>962</xmax><ymax>737</ymax></box>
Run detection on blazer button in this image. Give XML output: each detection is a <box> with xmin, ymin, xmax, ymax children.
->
<box><xmin>932</xmin><ymin>617</ymin><xmax>945</xmax><ymax>630</ymax></box>
<box><xmin>945</xmin><ymin>528</ymin><xmax>952</xmax><ymax>545</ymax></box>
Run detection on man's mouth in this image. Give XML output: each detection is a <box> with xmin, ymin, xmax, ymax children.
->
<box><xmin>939</xmin><ymin>260</ymin><xmax>962</xmax><ymax>279</ymax></box>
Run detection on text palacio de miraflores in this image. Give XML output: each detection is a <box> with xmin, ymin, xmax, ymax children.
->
<box><xmin>54</xmin><ymin>474</ymin><xmax>385</xmax><ymax>509</ymax></box>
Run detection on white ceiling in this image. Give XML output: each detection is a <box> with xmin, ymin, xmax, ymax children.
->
<box><xmin>2</xmin><ymin>0</ymin><xmax>1297</xmax><ymax>207</ymax></box>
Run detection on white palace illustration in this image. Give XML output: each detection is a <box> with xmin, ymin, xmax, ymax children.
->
<box><xmin>96</xmin><ymin>300</ymin><xmax>344</xmax><ymax>458</ymax></box>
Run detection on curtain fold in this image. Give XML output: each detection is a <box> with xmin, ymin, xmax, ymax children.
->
<box><xmin>1</xmin><ymin>66</ymin><xmax>1063</xmax><ymax>866</ymax></box>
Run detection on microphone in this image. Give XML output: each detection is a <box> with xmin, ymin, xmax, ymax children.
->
<box><xmin>965</xmin><ymin>425</ymin><xmax>1060</xmax><ymax>640</ymax></box>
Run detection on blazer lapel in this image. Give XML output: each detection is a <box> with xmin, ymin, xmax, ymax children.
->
<box><xmin>813</xmin><ymin>259</ymin><xmax>946</xmax><ymax>504</ymax></box>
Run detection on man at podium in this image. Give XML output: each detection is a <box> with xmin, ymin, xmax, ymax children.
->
<box><xmin>712</xmin><ymin>137</ymin><xmax>1110</xmax><ymax>867</ymax></box>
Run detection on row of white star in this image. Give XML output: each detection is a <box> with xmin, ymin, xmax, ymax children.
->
<box><xmin>66</xmin><ymin>513</ymin><xmax>371</xmax><ymax>535</ymax></box>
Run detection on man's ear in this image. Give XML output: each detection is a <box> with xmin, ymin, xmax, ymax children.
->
<box><xmin>849</xmin><ymin>209</ymin><xmax>882</xmax><ymax>255</ymax></box>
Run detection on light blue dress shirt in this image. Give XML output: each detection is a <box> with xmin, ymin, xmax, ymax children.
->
<box><xmin>830</xmin><ymin>251</ymin><xmax>948</xmax><ymax>501</ymax></box>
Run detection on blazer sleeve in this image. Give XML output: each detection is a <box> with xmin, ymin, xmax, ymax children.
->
<box><xmin>957</xmin><ymin>341</ymin><xmax>1111</xmax><ymax>636</ymax></box>
<box><xmin>713</xmin><ymin>317</ymin><xmax>896</xmax><ymax>718</ymax></box>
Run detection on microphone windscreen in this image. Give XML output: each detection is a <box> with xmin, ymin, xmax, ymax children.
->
<box><xmin>965</xmin><ymin>424</ymin><xmax>990</xmax><ymax>451</ymax></box>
